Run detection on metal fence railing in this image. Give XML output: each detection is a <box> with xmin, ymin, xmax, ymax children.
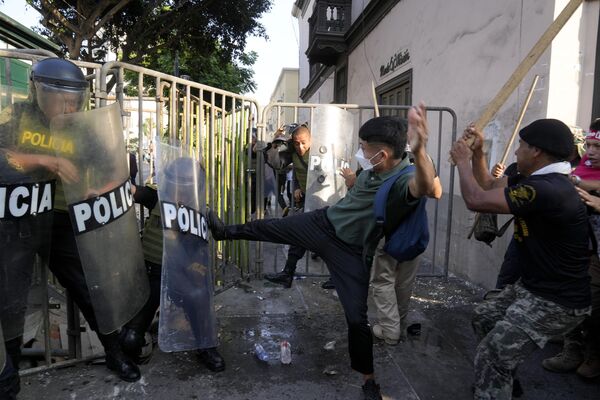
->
<box><xmin>258</xmin><ymin>102</ymin><xmax>457</xmax><ymax>278</ymax></box>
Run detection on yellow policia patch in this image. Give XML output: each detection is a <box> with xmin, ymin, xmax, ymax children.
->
<box><xmin>20</xmin><ymin>130</ymin><xmax>75</xmax><ymax>155</ymax></box>
<box><xmin>508</xmin><ymin>184</ymin><xmax>536</xmax><ymax>208</ymax></box>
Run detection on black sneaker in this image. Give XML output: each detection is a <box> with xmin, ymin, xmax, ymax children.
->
<box><xmin>264</xmin><ymin>270</ymin><xmax>294</xmax><ymax>288</ymax></box>
<box><xmin>206</xmin><ymin>208</ymin><xmax>228</xmax><ymax>240</ymax></box>
<box><xmin>362</xmin><ymin>379</ymin><xmax>382</xmax><ymax>400</ymax></box>
<box><xmin>197</xmin><ymin>347</ymin><xmax>226</xmax><ymax>372</ymax></box>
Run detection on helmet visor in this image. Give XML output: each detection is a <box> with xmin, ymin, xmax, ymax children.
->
<box><xmin>35</xmin><ymin>81</ymin><xmax>89</xmax><ymax>118</ymax></box>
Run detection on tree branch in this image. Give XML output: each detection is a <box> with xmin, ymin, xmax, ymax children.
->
<box><xmin>92</xmin><ymin>0</ymin><xmax>134</xmax><ymax>33</ymax></box>
<box><xmin>36</xmin><ymin>0</ymin><xmax>81</xmax><ymax>34</ymax></box>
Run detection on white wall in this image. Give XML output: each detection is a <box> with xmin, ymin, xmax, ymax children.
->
<box><xmin>307</xmin><ymin>70</ymin><xmax>335</xmax><ymax>104</ymax></box>
<box><xmin>547</xmin><ymin>0</ymin><xmax>598</xmax><ymax>128</ymax></box>
<box><xmin>350</xmin><ymin>0</ymin><xmax>371</xmax><ymax>25</ymax></box>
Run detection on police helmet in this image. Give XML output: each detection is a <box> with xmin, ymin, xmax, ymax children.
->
<box><xmin>163</xmin><ymin>157</ymin><xmax>203</xmax><ymax>206</ymax></box>
<box><xmin>30</xmin><ymin>58</ymin><xmax>89</xmax><ymax>118</ymax></box>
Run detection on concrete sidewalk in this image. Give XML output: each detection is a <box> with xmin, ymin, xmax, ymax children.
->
<box><xmin>18</xmin><ymin>272</ymin><xmax>599</xmax><ymax>400</ymax></box>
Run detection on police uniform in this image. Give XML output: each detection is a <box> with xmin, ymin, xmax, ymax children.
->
<box><xmin>120</xmin><ymin>180</ymin><xmax>225</xmax><ymax>371</ymax></box>
<box><xmin>1</xmin><ymin>58</ymin><xmax>141</xmax><ymax>388</ymax></box>
<box><xmin>0</xmin><ymin>102</ymin><xmax>57</xmax><ymax>397</ymax></box>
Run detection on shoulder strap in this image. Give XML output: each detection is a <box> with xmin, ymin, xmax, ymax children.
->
<box><xmin>374</xmin><ymin>165</ymin><xmax>416</xmax><ymax>225</ymax></box>
<box><xmin>496</xmin><ymin>216</ymin><xmax>515</xmax><ymax>237</ymax></box>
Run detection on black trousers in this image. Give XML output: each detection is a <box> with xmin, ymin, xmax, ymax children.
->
<box><xmin>226</xmin><ymin>208</ymin><xmax>374</xmax><ymax>374</ymax></box>
<box><xmin>286</xmin><ymin>245</ymin><xmax>306</xmax><ymax>269</ymax></box>
<box><xmin>48</xmin><ymin>212</ymin><xmax>101</xmax><ymax>331</ymax></box>
<box><xmin>126</xmin><ymin>259</ymin><xmax>216</xmax><ymax>348</ymax></box>
<box><xmin>48</xmin><ymin>212</ymin><xmax>119</xmax><ymax>349</ymax></box>
<box><xmin>125</xmin><ymin>261</ymin><xmax>161</xmax><ymax>334</ymax></box>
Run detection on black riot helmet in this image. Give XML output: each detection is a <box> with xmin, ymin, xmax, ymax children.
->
<box><xmin>163</xmin><ymin>156</ymin><xmax>204</xmax><ymax>206</ymax></box>
<box><xmin>30</xmin><ymin>58</ymin><xmax>89</xmax><ymax>119</ymax></box>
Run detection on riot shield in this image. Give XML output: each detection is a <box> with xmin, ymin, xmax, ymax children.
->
<box><xmin>304</xmin><ymin>106</ymin><xmax>355</xmax><ymax>212</ymax></box>
<box><xmin>1</xmin><ymin>102</ymin><xmax>55</xmax><ymax>345</ymax></box>
<box><xmin>155</xmin><ymin>142</ymin><xmax>217</xmax><ymax>352</ymax></box>
<box><xmin>50</xmin><ymin>103</ymin><xmax>149</xmax><ymax>334</ymax></box>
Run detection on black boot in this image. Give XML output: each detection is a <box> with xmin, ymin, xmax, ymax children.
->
<box><xmin>206</xmin><ymin>209</ymin><xmax>228</xmax><ymax>240</ymax></box>
<box><xmin>264</xmin><ymin>264</ymin><xmax>296</xmax><ymax>288</ymax></box>
<box><xmin>100</xmin><ymin>332</ymin><xmax>141</xmax><ymax>382</ymax></box>
<box><xmin>119</xmin><ymin>327</ymin><xmax>146</xmax><ymax>363</ymax></box>
<box><xmin>197</xmin><ymin>347</ymin><xmax>225</xmax><ymax>372</ymax></box>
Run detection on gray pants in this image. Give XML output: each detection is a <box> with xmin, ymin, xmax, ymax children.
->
<box><xmin>369</xmin><ymin>238</ymin><xmax>420</xmax><ymax>339</ymax></box>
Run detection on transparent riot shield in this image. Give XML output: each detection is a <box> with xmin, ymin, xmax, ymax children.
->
<box><xmin>1</xmin><ymin>101</ymin><xmax>55</xmax><ymax>346</ymax></box>
<box><xmin>304</xmin><ymin>106</ymin><xmax>355</xmax><ymax>212</ymax></box>
<box><xmin>156</xmin><ymin>142</ymin><xmax>217</xmax><ymax>352</ymax></box>
<box><xmin>50</xmin><ymin>103</ymin><xmax>149</xmax><ymax>334</ymax></box>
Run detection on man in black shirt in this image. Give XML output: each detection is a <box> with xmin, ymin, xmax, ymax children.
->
<box><xmin>450</xmin><ymin>119</ymin><xmax>592</xmax><ymax>400</ymax></box>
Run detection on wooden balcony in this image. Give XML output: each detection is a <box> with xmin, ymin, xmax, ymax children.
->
<box><xmin>306</xmin><ymin>0</ymin><xmax>351</xmax><ymax>66</ymax></box>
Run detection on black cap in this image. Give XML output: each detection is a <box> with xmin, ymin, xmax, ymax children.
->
<box><xmin>518</xmin><ymin>119</ymin><xmax>573</xmax><ymax>160</ymax></box>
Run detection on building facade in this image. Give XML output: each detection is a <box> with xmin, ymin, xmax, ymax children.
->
<box><xmin>266</xmin><ymin>67</ymin><xmax>300</xmax><ymax>135</ymax></box>
<box><xmin>293</xmin><ymin>0</ymin><xmax>600</xmax><ymax>287</ymax></box>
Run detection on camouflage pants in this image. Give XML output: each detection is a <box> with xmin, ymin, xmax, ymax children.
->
<box><xmin>471</xmin><ymin>282</ymin><xmax>590</xmax><ymax>400</ymax></box>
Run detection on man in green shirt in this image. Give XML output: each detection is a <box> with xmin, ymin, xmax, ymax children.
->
<box><xmin>207</xmin><ymin>104</ymin><xmax>437</xmax><ymax>400</ymax></box>
<box><xmin>263</xmin><ymin>124</ymin><xmax>317</xmax><ymax>288</ymax></box>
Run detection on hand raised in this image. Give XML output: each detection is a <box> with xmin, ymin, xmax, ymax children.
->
<box><xmin>449</xmin><ymin>138</ymin><xmax>473</xmax><ymax>164</ymax></box>
<box><xmin>463</xmin><ymin>123</ymin><xmax>484</xmax><ymax>153</ymax></box>
<box><xmin>407</xmin><ymin>102</ymin><xmax>428</xmax><ymax>153</ymax></box>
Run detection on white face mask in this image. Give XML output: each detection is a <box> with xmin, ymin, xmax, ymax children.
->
<box><xmin>355</xmin><ymin>148</ymin><xmax>383</xmax><ymax>171</ymax></box>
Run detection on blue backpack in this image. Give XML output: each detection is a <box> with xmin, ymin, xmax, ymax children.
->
<box><xmin>373</xmin><ymin>165</ymin><xmax>430</xmax><ymax>262</ymax></box>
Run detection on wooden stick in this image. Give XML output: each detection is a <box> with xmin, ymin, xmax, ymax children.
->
<box><xmin>467</xmin><ymin>74</ymin><xmax>539</xmax><ymax>240</ymax></box>
<box><xmin>499</xmin><ymin>75</ymin><xmax>539</xmax><ymax>166</ymax></box>
<box><xmin>371</xmin><ymin>81</ymin><xmax>380</xmax><ymax>117</ymax></box>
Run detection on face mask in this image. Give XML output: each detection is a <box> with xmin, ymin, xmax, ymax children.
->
<box><xmin>355</xmin><ymin>148</ymin><xmax>383</xmax><ymax>171</ymax></box>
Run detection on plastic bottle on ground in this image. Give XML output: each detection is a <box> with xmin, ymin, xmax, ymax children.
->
<box><xmin>254</xmin><ymin>343</ymin><xmax>268</xmax><ymax>361</ymax></box>
<box><xmin>280</xmin><ymin>340</ymin><xmax>291</xmax><ymax>364</ymax></box>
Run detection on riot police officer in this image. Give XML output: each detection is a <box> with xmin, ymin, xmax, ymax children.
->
<box><xmin>0</xmin><ymin>58</ymin><xmax>141</xmax><ymax>394</ymax></box>
<box><xmin>120</xmin><ymin>153</ymin><xmax>225</xmax><ymax>372</ymax></box>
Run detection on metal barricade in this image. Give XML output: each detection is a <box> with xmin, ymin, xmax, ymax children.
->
<box><xmin>257</xmin><ymin>102</ymin><xmax>457</xmax><ymax>278</ymax></box>
<box><xmin>95</xmin><ymin>61</ymin><xmax>259</xmax><ymax>287</ymax></box>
